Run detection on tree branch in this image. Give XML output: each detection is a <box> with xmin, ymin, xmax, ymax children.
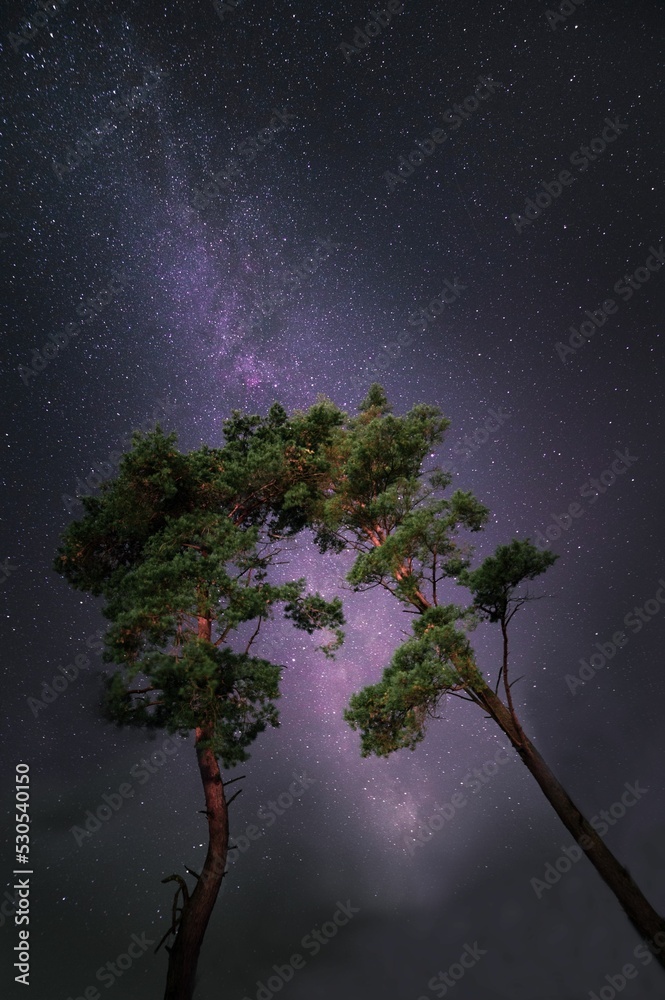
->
<box><xmin>245</xmin><ymin>616</ymin><xmax>263</xmax><ymax>654</ymax></box>
<box><xmin>156</xmin><ymin>873</ymin><xmax>190</xmax><ymax>954</ymax></box>
<box><xmin>500</xmin><ymin>617</ymin><xmax>525</xmax><ymax>748</ymax></box>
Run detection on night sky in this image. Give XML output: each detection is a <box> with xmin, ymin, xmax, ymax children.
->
<box><xmin>2</xmin><ymin>1</ymin><xmax>665</xmax><ymax>997</ymax></box>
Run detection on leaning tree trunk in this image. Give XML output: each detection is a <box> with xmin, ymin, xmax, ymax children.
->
<box><xmin>163</xmin><ymin>725</ymin><xmax>229</xmax><ymax>1000</ymax></box>
<box><xmin>474</xmin><ymin>680</ymin><xmax>665</xmax><ymax>969</ymax></box>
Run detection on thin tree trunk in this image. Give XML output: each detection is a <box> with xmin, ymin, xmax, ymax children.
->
<box><xmin>163</xmin><ymin>726</ymin><xmax>229</xmax><ymax>1000</ymax></box>
<box><xmin>164</xmin><ymin>609</ymin><xmax>228</xmax><ymax>999</ymax></box>
<box><xmin>388</xmin><ymin>549</ymin><xmax>665</xmax><ymax>961</ymax></box>
<box><xmin>474</xmin><ymin>680</ymin><xmax>665</xmax><ymax>967</ymax></box>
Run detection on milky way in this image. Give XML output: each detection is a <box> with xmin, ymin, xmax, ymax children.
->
<box><xmin>2</xmin><ymin>1</ymin><xmax>665</xmax><ymax>997</ymax></box>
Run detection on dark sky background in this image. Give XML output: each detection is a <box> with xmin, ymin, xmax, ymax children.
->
<box><xmin>2</xmin><ymin>0</ymin><xmax>665</xmax><ymax>997</ymax></box>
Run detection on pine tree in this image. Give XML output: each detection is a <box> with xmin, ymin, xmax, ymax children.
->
<box><xmin>54</xmin><ymin>401</ymin><xmax>345</xmax><ymax>1000</ymax></box>
<box><xmin>315</xmin><ymin>384</ymin><xmax>665</xmax><ymax>970</ymax></box>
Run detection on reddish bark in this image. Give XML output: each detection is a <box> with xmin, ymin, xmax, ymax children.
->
<box><xmin>163</xmin><ymin>726</ymin><xmax>229</xmax><ymax>1000</ymax></box>
<box><xmin>163</xmin><ymin>611</ymin><xmax>230</xmax><ymax>999</ymax></box>
<box><xmin>475</xmin><ymin>680</ymin><xmax>665</xmax><ymax>967</ymax></box>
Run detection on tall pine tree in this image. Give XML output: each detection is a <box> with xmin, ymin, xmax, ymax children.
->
<box><xmin>54</xmin><ymin>400</ymin><xmax>345</xmax><ymax>1000</ymax></box>
<box><xmin>313</xmin><ymin>384</ymin><xmax>665</xmax><ymax>970</ymax></box>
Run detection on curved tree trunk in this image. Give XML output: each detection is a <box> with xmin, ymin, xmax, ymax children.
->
<box><xmin>163</xmin><ymin>725</ymin><xmax>229</xmax><ymax>1000</ymax></box>
<box><xmin>475</xmin><ymin>680</ymin><xmax>665</xmax><ymax>968</ymax></box>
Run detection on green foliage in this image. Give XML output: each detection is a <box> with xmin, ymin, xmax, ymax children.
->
<box><xmin>345</xmin><ymin>492</ymin><xmax>490</xmax><ymax>603</ymax></box>
<box><xmin>102</xmin><ymin>643</ymin><xmax>281</xmax><ymax>765</ymax></box>
<box><xmin>459</xmin><ymin>539</ymin><xmax>559</xmax><ymax>623</ymax></box>
<box><xmin>54</xmin><ymin>428</ymin><xmax>191</xmax><ymax>596</ymax></box>
<box><xmin>307</xmin><ymin>385</ymin><xmax>490</xmax><ymax>615</ymax></box>
<box><xmin>314</xmin><ymin>389</ymin><xmax>450</xmax><ymax>544</ymax></box>
<box><xmin>54</xmin><ymin>411</ymin><xmax>346</xmax><ymax>768</ymax></box>
<box><xmin>283</xmin><ymin>593</ymin><xmax>345</xmax><ymax>657</ymax></box>
<box><xmin>358</xmin><ymin>383</ymin><xmax>392</xmax><ymax>414</ymax></box>
<box><xmin>55</xmin><ymin>386</ymin><xmax>559</xmax><ymax>767</ymax></box>
<box><xmin>343</xmin><ymin>606</ymin><xmax>482</xmax><ymax>757</ymax></box>
<box><xmin>312</xmin><ymin>386</ymin><xmax>558</xmax><ymax>759</ymax></box>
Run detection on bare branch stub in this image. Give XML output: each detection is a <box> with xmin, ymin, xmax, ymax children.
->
<box><xmin>161</xmin><ymin>873</ymin><xmax>190</xmax><ymax>900</ymax></box>
<box><xmin>155</xmin><ymin>873</ymin><xmax>190</xmax><ymax>954</ymax></box>
<box><xmin>227</xmin><ymin>788</ymin><xmax>243</xmax><ymax>807</ymax></box>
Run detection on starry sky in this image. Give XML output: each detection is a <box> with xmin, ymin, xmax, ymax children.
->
<box><xmin>2</xmin><ymin>0</ymin><xmax>665</xmax><ymax>997</ymax></box>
